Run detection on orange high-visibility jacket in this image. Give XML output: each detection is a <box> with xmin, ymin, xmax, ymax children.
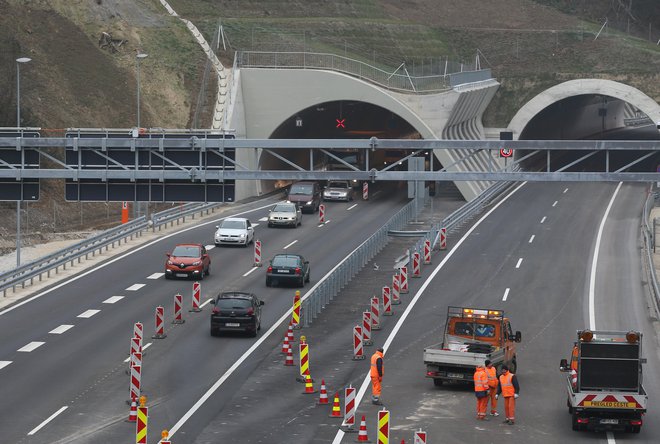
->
<box><xmin>370</xmin><ymin>350</ymin><xmax>384</xmax><ymax>378</ymax></box>
<box><xmin>499</xmin><ymin>372</ymin><xmax>515</xmax><ymax>397</ymax></box>
<box><xmin>486</xmin><ymin>366</ymin><xmax>498</xmax><ymax>388</ymax></box>
<box><xmin>474</xmin><ymin>366</ymin><xmax>489</xmax><ymax>392</ymax></box>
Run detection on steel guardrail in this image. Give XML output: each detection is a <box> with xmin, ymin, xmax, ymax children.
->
<box><xmin>0</xmin><ymin>202</ymin><xmax>224</xmax><ymax>297</ymax></box>
<box><xmin>642</xmin><ymin>187</ymin><xmax>660</xmax><ymax>312</ymax></box>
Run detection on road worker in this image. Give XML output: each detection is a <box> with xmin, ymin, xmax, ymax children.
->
<box><xmin>370</xmin><ymin>347</ymin><xmax>384</xmax><ymax>405</ymax></box>
<box><xmin>473</xmin><ymin>363</ymin><xmax>489</xmax><ymax>420</ymax></box>
<box><xmin>496</xmin><ymin>365</ymin><xmax>520</xmax><ymax>424</ymax></box>
<box><xmin>485</xmin><ymin>359</ymin><xmax>499</xmax><ymax>416</ymax></box>
<box><xmin>569</xmin><ymin>342</ymin><xmax>579</xmax><ymax>389</ymax></box>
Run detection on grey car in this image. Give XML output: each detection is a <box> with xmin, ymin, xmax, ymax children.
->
<box><xmin>267</xmin><ymin>202</ymin><xmax>302</xmax><ymax>228</ymax></box>
<box><xmin>214</xmin><ymin>217</ymin><xmax>254</xmax><ymax>246</ymax></box>
<box><xmin>323</xmin><ymin>180</ymin><xmax>354</xmax><ymax>201</ymax></box>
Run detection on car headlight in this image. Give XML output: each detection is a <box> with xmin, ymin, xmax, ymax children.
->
<box><xmin>192</xmin><ymin>260</ymin><xmax>201</xmax><ymax>266</ymax></box>
<box><xmin>307</xmin><ymin>200</ymin><xmax>313</xmax><ymax>205</ymax></box>
<box><xmin>239</xmin><ymin>233</ymin><xmax>246</xmax><ymax>238</ymax></box>
<box><xmin>167</xmin><ymin>260</ymin><xmax>173</xmax><ymax>265</ymax></box>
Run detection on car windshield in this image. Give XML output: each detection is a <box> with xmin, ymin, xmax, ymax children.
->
<box><xmin>216</xmin><ymin>298</ymin><xmax>252</xmax><ymax>309</ymax></box>
<box><xmin>221</xmin><ymin>220</ymin><xmax>246</xmax><ymax>229</ymax></box>
<box><xmin>290</xmin><ymin>184</ymin><xmax>312</xmax><ymax>195</ymax></box>
<box><xmin>272</xmin><ymin>256</ymin><xmax>301</xmax><ymax>267</ymax></box>
<box><xmin>171</xmin><ymin>246</ymin><xmax>201</xmax><ymax>257</ymax></box>
<box><xmin>328</xmin><ymin>182</ymin><xmax>348</xmax><ymax>189</ymax></box>
<box><xmin>272</xmin><ymin>204</ymin><xmax>295</xmax><ymax>213</ymax></box>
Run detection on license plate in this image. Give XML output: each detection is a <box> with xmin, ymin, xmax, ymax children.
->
<box><xmin>600</xmin><ymin>419</ymin><xmax>619</xmax><ymax>425</ymax></box>
<box><xmin>225</xmin><ymin>323</ymin><xmax>240</xmax><ymax>327</ymax></box>
<box><xmin>176</xmin><ymin>273</ymin><xmax>187</xmax><ymax>277</ymax></box>
<box><xmin>277</xmin><ymin>270</ymin><xmax>289</xmax><ymax>273</ymax></box>
<box><xmin>447</xmin><ymin>373</ymin><xmax>463</xmax><ymax>379</ymax></box>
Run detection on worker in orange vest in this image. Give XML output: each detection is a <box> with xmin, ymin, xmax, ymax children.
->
<box><xmin>473</xmin><ymin>363</ymin><xmax>489</xmax><ymax>420</ymax></box>
<box><xmin>569</xmin><ymin>343</ymin><xmax>579</xmax><ymax>389</ymax></box>
<box><xmin>496</xmin><ymin>364</ymin><xmax>520</xmax><ymax>424</ymax></box>
<box><xmin>484</xmin><ymin>359</ymin><xmax>499</xmax><ymax>416</ymax></box>
<box><xmin>370</xmin><ymin>347</ymin><xmax>384</xmax><ymax>405</ymax></box>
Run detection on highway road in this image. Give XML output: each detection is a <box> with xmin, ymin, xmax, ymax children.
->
<box><xmin>0</xmin><ymin>183</ymin><xmax>414</xmax><ymax>444</ymax></box>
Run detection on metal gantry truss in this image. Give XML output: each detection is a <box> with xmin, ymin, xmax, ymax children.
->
<box><xmin>2</xmin><ymin>135</ymin><xmax>660</xmax><ymax>182</ymax></box>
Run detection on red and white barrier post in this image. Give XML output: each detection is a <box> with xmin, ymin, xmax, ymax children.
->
<box><xmin>319</xmin><ymin>204</ymin><xmax>325</xmax><ymax>224</ymax></box>
<box><xmin>362</xmin><ymin>311</ymin><xmax>373</xmax><ymax>346</ymax></box>
<box><xmin>254</xmin><ymin>239</ymin><xmax>262</xmax><ymax>267</ymax></box>
<box><xmin>133</xmin><ymin>322</ymin><xmax>143</xmax><ymax>342</ymax></box>
<box><xmin>392</xmin><ymin>274</ymin><xmax>401</xmax><ymax>305</ymax></box>
<box><xmin>152</xmin><ymin>306</ymin><xmax>166</xmax><ymax>339</ymax></box>
<box><xmin>439</xmin><ymin>227</ymin><xmax>447</xmax><ymax>250</ymax></box>
<box><xmin>128</xmin><ymin>335</ymin><xmax>142</xmax><ymax>374</ymax></box>
<box><xmin>382</xmin><ymin>286</ymin><xmax>393</xmax><ymax>316</ymax></box>
<box><xmin>190</xmin><ymin>281</ymin><xmax>202</xmax><ymax>312</ymax></box>
<box><xmin>352</xmin><ymin>325</ymin><xmax>364</xmax><ymax>360</ymax></box>
<box><xmin>362</xmin><ymin>182</ymin><xmax>369</xmax><ymax>200</ymax></box>
<box><xmin>129</xmin><ymin>362</ymin><xmax>141</xmax><ymax>402</ymax></box>
<box><xmin>414</xmin><ymin>429</ymin><xmax>427</xmax><ymax>444</ymax></box>
<box><xmin>371</xmin><ymin>297</ymin><xmax>381</xmax><ymax>330</ymax></box>
<box><xmin>172</xmin><ymin>293</ymin><xmax>184</xmax><ymax>324</ymax></box>
<box><xmin>341</xmin><ymin>384</ymin><xmax>356</xmax><ymax>432</ymax></box>
<box><xmin>423</xmin><ymin>239</ymin><xmax>431</xmax><ymax>264</ymax></box>
<box><xmin>400</xmin><ymin>266</ymin><xmax>409</xmax><ymax>294</ymax></box>
<box><xmin>412</xmin><ymin>252</ymin><xmax>421</xmax><ymax>277</ymax></box>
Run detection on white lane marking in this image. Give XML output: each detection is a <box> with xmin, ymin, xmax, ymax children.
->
<box><xmin>126</xmin><ymin>284</ymin><xmax>145</xmax><ymax>291</ymax></box>
<box><xmin>502</xmin><ymin>288</ymin><xmax>510</xmax><ymax>301</ymax></box>
<box><xmin>103</xmin><ymin>296</ymin><xmax>124</xmax><ymax>304</ymax></box>
<box><xmin>606</xmin><ymin>431</ymin><xmax>616</xmax><ymax>443</ymax></box>
<box><xmin>205</xmin><ymin>245</ymin><xmax>215</xmax><ymax>250</ymax></box>
<box><xmin>147</xmin><ymin>273</ymin><xmax>164</xmax><ymax>280</ymax></box>
<box><xmin>27</xmin><ymin>406</ymin><xmax>68</xmax><ymax>435</ymax></box>
<box><xmin>18</xmin><ymin>341</ymin><xmax>45</xmax><ymax>352</ymax></box>
<box><xmin>528</xmin><ymin>235</ymin><xmax>535</xmax><ymax>243</ymax></box>
<box><xmin>0</xmin><ymin>202</ymin><xmax>278</xmax><ymax>317</ymax></box>
<box><xmin>318</xmin><ymin>220</ymin><xmax>331</xmax><ymax>227</ymax></box>
<box><xmin>77</xmin><ymin>309</ymin><xmax>100</xmax><ymax>318</ymax></box>
<box><xmin>0</xmin><ymin>361</ymin><xmax>12</xmax><ymax>370</ymax></box>
<box><xmin>49</xmin><ymin>325</ymin><xmax>74</xmax><ymax>335</ymax></box>
<box><xmin>515</xmin><ymin>258</ymin><xmax>523</xmax><ymax>269</ymax></box>
<box><xmin>552</xmin><ymin>200</ymin><xmax>558</xmax><ymax>207</ymax></box>
<box><xmin>540</xmin><ymin>216</ymin><xmax>547</xmax><ymax>224</ymax></box>
<box><xmin>124</xmin><ymin>342</ymin><xmax>153</xmax><ymax>363</ymax></box>
<box><xmin>201</xmin><ymin>298</ymin><xmax>213</xmax><ymax>308</ymax></box>
<box><xmin>347</xmin><ymin>204</ymin><xmax>357</xmax><ymax>211</ymax></box>
<box><xmin>563</xmin><ymin>188</ymin><xmax>568</xmax><ymax>194</ymax></box>
<box><xmin>258</xmin><ymin>216</ymin><xmax>268</xmax><ymax>221</ymax></box>
<box><xmin>252</xmin><ymin>223</ymin><xmax>260</xmax><ymax>227</ymax></box>
<box><xmin>330</xmin><ymin>182</ymin><xmax>527</xmax><ymax>444</ymax></box>
<box><xmin>589</xmin><ymin>182</ymin><xmax>622</xmax><ymax>331</ymax></box>
<box><xmin>283</xmin><ymin>240</ymin><xmax>298</xmax><ymax>249</ymax></box>
<box><xmin>243</xmin><ymin>267</ymin><xmax>258</xmax><ymax>277</ymax></box>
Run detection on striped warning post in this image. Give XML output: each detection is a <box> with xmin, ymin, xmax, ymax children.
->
<box><xmin>152</xmin><ymin>306</ymin><xmax>166</xmax><ymax>339</ymax></box>
<box><xmin>299</xmin><ymin>338</ymin><xmax>310</xmax><ymax>380</ymax></box>
<box><xmin>362</xmin><ymin>182</ymin><xmax>368</xmax><ymax>200</ymax></box>
<box><xmin>400</xmin><ymin>266</ymin><xmax>409</xmax><ymax>294</ymax></box>
<box><xmin>353</xmin><ymin>325</ymin><xmax>364</xmax><ymax>360</ymax></box>
<box><xmin>190</xmin><ymin>281</ymin><xmax>202</xmax><ymax>312</ymax></box>
<box><xmin>254</xmin><ymin>239</ymin><xmax>263</xmax><ymax>267</ymax></box>
<box><xmin>135</xmin><ymin>399</ymin><xmax>148</xmax><ymax>444</ymax></box>
<box><xmin>391</xmin><ymin>274</ymin><xmax>401</xmax><ymax>305</ymax></box>
<box><xmin>423</xmin><ymin>239</ymin><xmax>431</xmax><ymax>264</ymax></box>
<box><xmin>319</xmin><ymin>204</ymin><xmax>325</xmax><ymax>224</ymax></box>
<box><xmin>382</xmin><ymin>286</ymin><xmax>392</xmax><ymax>316</ymax></box>
<box><xmin>130</xmin><ymin>336</ymin><xmax>141</xmax><ymax>363</ymax></box>
<box><xmin>131</xmin><ymin>351</ymin><xmax>142</xmax><ymax>375</ymax></box>
<box><xmin>292</xmin><ymin>291</ymin><xmax>301</xmax><ymax>329</ymax></box>
<box><xmin>371</xmin><ymin>297</ymin><xmax>381</xmax><ymax>330</ymax></box>
<box><xmin>414</xmin><ymin>429</ymin><xmax>427</xmax><ymax>444</ymax></box>
<box><xmin>377</xmin><ymin>408</ymin><xmax>390</xmax><ymax>444</ymax></box>
<box><xmin>133</xmin><ymin>322</ymin><xmax>143</xmax><ymax>342</ymax></box>
<box><xmin>130</xmin><ymin>363</ymin><xmax>141</xmax><ymax>402</ymax></box>
<box><xmin>362</xmin><ymin>311</ymin><xmax>373</xmax><ymax>346</ymax></box>
<box><xmin>341</xmin><ymin>384</ymin><xmax>356</xmax><ymax>431</ymax></box>
<box><xmin>172</xmin><ymin>293</ymin><xmax>184</xmax><ymax>324</ymax></box>
<box><xmin>439</xmin><ymin>227</ymin><xmax>447</xmax><ymax>250</ymax></box>
<box><xmin>412</xmin><ymin>252</ymin><xmax>421</xmax><ymax>277</ymax></box>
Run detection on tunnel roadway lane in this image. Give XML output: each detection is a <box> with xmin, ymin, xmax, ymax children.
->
<box><xmin>0</xmin><ymin>183</ymin><xmax>412</xmax><ymax>444</ymax></box>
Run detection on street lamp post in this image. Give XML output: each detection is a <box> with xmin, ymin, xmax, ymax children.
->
<box><xmin>16</xmin><ymin>57</ymin><xmax>31</xmax><ymax>268</ymax></box>
<box><xmin>135</xmin><ymin>53</ymin><xmax>148</xmax><ymax>219</ymax></box>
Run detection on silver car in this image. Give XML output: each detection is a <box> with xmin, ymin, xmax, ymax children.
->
<box><xmin>323</xmin><ymin>181</ymin><xmax>354</xmax><ymax>201</ymax></box>
<box><xmin>214</xmin><ymin>217</ymin><xmax>254</xmax><ymax>246</ymax></box>
<box><xmin>267</xmin><ymin>202</ymin><xmax>302</xmax><ymax>228</ymax></box>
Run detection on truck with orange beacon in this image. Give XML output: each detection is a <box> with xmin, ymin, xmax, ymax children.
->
<box><xmin>559</xmin><ymin>329</ymin><xmax>647</xmax><ymax>433</ymax></box>
<box><xmin>423</xmin><ymin>306</ymin><xmax>521</xmax><ymax>386</ymax></box>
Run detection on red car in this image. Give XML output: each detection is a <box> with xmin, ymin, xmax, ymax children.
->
<box><xmin>165</xmin><ymin>243</ymin><xmax>211</xmax><ymax>280</ymax></box>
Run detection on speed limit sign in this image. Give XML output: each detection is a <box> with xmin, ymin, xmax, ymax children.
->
<box><xmin>499</xmin><ymin>148</ymin><xmax>513</xmax><ymax>158</ymax></box>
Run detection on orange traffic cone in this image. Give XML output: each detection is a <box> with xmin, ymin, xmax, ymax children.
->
<box><xmin>318</xmin><ymin>379</ymin><xmax>328</xmax><ymax>404</ymax></box>
<box><xmin>281</xmin><ymin>335</ymin><xmax>290</xmax><ymax>354</ymax></box>
<box><xmin>284</xmin><ymin>346</ymin><xmax>294</xmax><ymax>366</ymax></box>
<box><xmin>302</xmin><ymin>374</ymin><xmax>317</xmax><ymax>394</ymax></box>
<box><xmin>329</xmin><ymin>392</ymin><xmax>342</xmax><ymax>418</ymax></box>
<box><xmin>287</xmin><ymin>322</ymin><xmax>296</xmax><ymax>343</ymax></box>
<box><xmin>356</xmin><ymin>415</ymin><xmax>370</xmax><ymax>442</ymax></box>
<box><xmin>127</xmin><ymin>397</ymin><xmax>137</xmax><ymax>422</ymax></box>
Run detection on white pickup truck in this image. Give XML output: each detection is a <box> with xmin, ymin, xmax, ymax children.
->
<box><xmin>424</xmin><ymin>306</ymin><xmax>521</xmax><ymax>386</ymax></box>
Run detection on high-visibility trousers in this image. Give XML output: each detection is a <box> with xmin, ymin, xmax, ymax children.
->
<box><xmin>504</xmin><ymin>396</ymin><xmax>515</xmax><ymax>420</ymax></box>
<box><xmin>371</xmin><ymin>376</ymin><xmax>382</xmax><ymax>397</ymax></box>
<box><xmin>488</xmin><ymin>387</ymin><xmax>498</xmax><ymax>413</ymax></box>
<box><xmin>476</xmin><ymin>394</ymin><xmax>488</xmax><ymax>417</ymax></box>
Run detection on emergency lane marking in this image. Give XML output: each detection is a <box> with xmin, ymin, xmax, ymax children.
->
<box><xmin>331</xmin><ymin>182</ymin><xmax>528</xmax><ymax>444</ymax></box>
<box><xmin>283</xmin><ymin>240</ymin><xmax>298</xmax><ymax>249</ymax></box>
<box><xmin>147</xmin><ymin>273</ymin><xmax>164</xmax><ymax>280</ymax></box>
<box><xmin>103</xmin><ymin>296</ymin><xmax>124</xmax><ymax>304</ymax></box>
<box><xmin>528</xmin><ymin>235</ymin><xmax>535</xmax><ymax>243</ymax></box>
<box><xmin>18</xmin><ymin>342</ymin><xmax>45</xmax><ymax>352</ymax></box>
<box><xmin>243</xmin><ymin>267</ymin><xmax>258</xmax><ymax>277</ymax></box>
<box><xmin>502</xmin><ymin>288</ymin><xmax>510</xmax><ymax>301</ymax></box>
<box><xmin>552</xmin><ymin>200</ymin><xmax>558</xmax><ymax>207</ymax></box>
<box><xmin>77</xmin><ymin>309</ymin><xmax>100</xmax><ymax>318</ymax></box>
<box><xmin>515</xmin><ymin>258</ymin><xmax>523</xmax><ymax>268</ymax></box>
<box><xmin>563</xmin><ymin>188</ymin><xmax>569</xmax><ymax>193</ymax></box>
<box><xmin>347</xmin><ymin>204</ymin><xmax>358</xmax><ymax>211</ymax></box>
<box><xmin>0</xmin><ymin>361</ymin><xmax>12</xmax><ymax>370</ymax></box>
<box><xmin>27</xmin><ymin>406</ymin><xmax>68</xmax><ymax>435</ymax></box>
<box><xmin>126</xmin><ymin>284</ymin><xmax>145</xmax><ymax>291</ymax></box>
<box><xmin>49</xmin><ymin>325</ymin><xmax>74</xmax><ymax>335</ymax></box>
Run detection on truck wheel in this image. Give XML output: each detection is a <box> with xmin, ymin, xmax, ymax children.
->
<box><xmin>433</xmin><ymin>378</ymin><xmax>443</xmax><ymax>387</ymax></box>
<box><xmin>510</xmin><ymin>358</ymin><xmax>517</xmax><ymax>373</ymax></box>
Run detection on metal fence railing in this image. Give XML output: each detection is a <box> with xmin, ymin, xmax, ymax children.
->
<box><xmin>642</xmin><ymin>186</ymin><xmax>660</xmax><ymax>311</ymax></box>
<box><xmin>1</xmin><ymin>202</ymin><xmax>225</xmax><ymax>297</ymax></box>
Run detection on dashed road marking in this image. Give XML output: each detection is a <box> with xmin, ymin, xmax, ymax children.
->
<box><xmin>126</xmin><ymin>284</ymin><xmax>145</xmax><ymax>291</ymax></box>
<box><xmin>540</xmin><ymin>216</ymin><xmax>547</xmax><ymax>224</ymax></box>
<box><xmin>147</xmin><ymin>273</ymin><xmax>164</xmax><ymax>280</ymax></box>
<box><xmin>283</xmin><ymin>240</ymin><xmax>298</xmax><ymax>249</ymax></box>
<box><xmin>206</xmin><ymin>245</ymin><xmax>215</xmax><ymax>250</ymax></box>
<box><xmin>563</xmin><ymin>188</ymin><xmax>568</xmax><ymax>193</ymax></box>
<box><xmin>103</xmin><ymin>296</ymin><xmax>124</xmax><ymax>304</ymax></box>
<box><xmin>259</xmin><ymin>217</ymin><xmax>268</xmax><ymax>221</ymax></box>
<box><xmin>77</xmin><ymin>309</ymin><xmax>100</xmax><ymax>318</ymax></box>
<box><xmin>0</xmin><ymin>361</ymin><xmax>12</xmax><ymax>370</ymax></box>
<box><xmin>253</xmin><ymin>223</ymin><xmax>260</xmax><ymax>227</ymax></box>
<box><xmin>318</xmin><ymin>220</ymin><xmax>331</xmax><ymax>227</ymax></box>
<box><xmin>27</xmin><ymin>406</ymin><xmax>68</xmax><ymax>435</ymax></box>
<box><xmin>502</xmin><ymin>288</ymin><xmax>510</xmax><ymax>301</ymax></box>
<box><xmin>552</xmin><ymin>200</ymin><xmax>558</xmax><ymax>207</ymax></box>
<box><xmin>18</xmin><ymin>341</ymin><xmax>45</xmax><ymax>352</ymax></box>
<box><xmin>49</xmin><ymin>325</ymin><xmax>74</xmax><ymax>335</ymax></box>
<box><xmin>347</xmin><ymin>204</ymin><xmax>357</xmax><ymax>211</ymax></box>
<box><xmin>529</xmin><ymin>235</ymin><xmax>535</xmax><ymax>243</ymax></box>
<box><xmin>243</xmin><ymin>267</ymin><xmax>258</xmax><ymax>277</ymax></box>
<box><xmin>201</xmin><ymin>298</ymin><xmax>213</xmax><ymax>308</ymax></box>
<box><xmin>515</xmin><ymin>258</ymin><xmax>523</xmax><ymax>269</ymax></box>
